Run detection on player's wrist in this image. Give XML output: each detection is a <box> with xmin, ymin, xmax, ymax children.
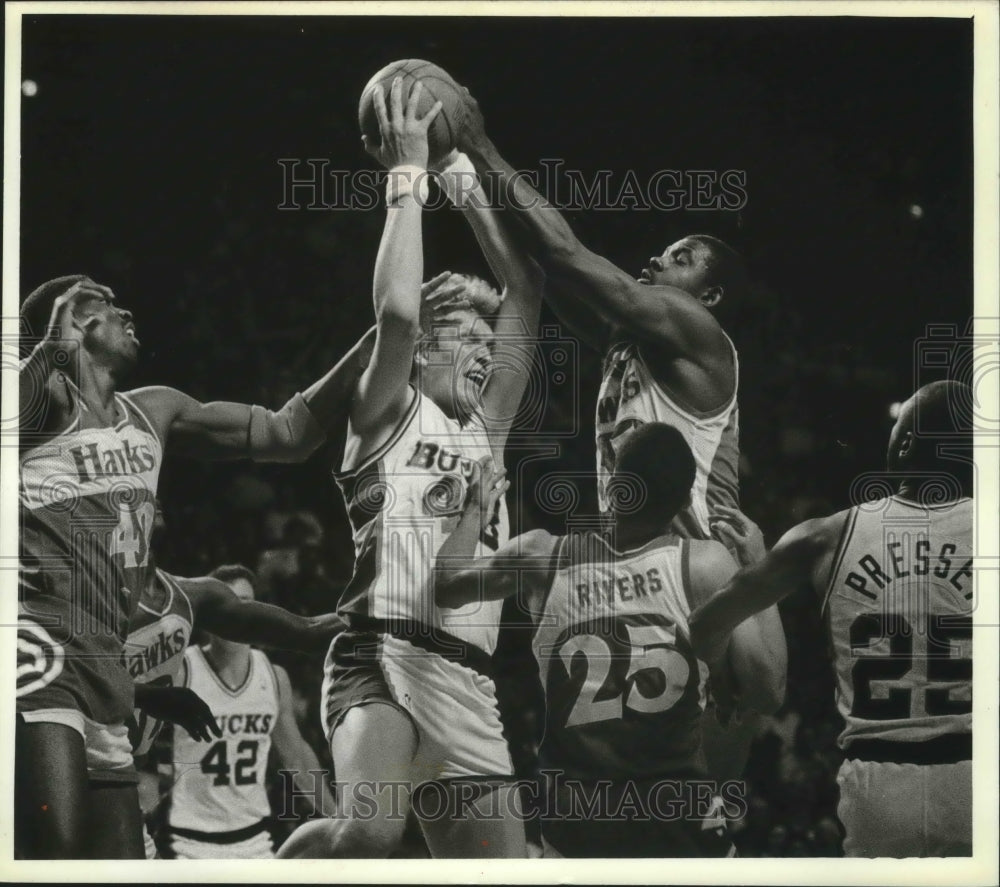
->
<box><xmin>437</xmin><ymin>152</ymin><xmax>479</xmax><ymax>207</ymax></box>
<box><xmin>386</xmin><ymin>164</ymin><xmax>429</xmax><ymax>206</ymax></box>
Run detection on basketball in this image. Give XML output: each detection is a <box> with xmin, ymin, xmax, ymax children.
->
<box><xmin>358</xmin><ymin>59</ymin><xmax>467</xmax><ymax>162</ymax></box>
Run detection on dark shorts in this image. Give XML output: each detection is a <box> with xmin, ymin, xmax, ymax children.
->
<box><xmin>539</xmin><ymin>778</ymin><xmax>736</xmax><ymax>858</ymax></box>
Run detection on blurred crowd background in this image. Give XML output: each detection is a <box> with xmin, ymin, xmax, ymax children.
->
<box><xmin>19</xmin><ymin>13</ymin><xmax>974</xmax><ymax>857</ymax></box>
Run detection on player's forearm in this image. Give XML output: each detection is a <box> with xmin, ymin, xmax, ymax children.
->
<box><xmin>301</xmin><ymin>326</ymin><xmax>377</xmax><ymax>433</ymax></box>
<box><xmin>433</xmin><ymin>508</ymin><xmax>488</xmax><ymax>608</ymax></box>
<box><xmin>543</xmin><ymin>284</ymin><xmax>611</xmax><ymax>353</ymax></box>
<box><xmin>689</xmin><ymin>574</ymin><xmax>775</xmax><ymax>663</ymax></box>
<box><xmin>373</xmin><ymin>191</ymin><xmax>425</xmax><ymax>331</ymax></box>
<box><xmin>209</xmin><ymin>602</ymin><xmax>343</xmax><ymax>652</ymax></box>
<box><xmin>464</xmin><ymin>137</ymin><xmax>582</xmax><ymax>265</ymax></box>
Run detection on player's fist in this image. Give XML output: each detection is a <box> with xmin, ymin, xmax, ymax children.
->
<box><xmin>361</xmin><ymin>77</ymin><xmax>443</xmax><ymax>170</ymax></box>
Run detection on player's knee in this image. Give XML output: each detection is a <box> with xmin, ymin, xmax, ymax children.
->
<box><xmin>335</xmin><ymin>815</ymin><xmax>406</xmax><ymax>858</ymax></box>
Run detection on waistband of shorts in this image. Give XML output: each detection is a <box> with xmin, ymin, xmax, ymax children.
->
<box><xmin>344</xmin><ymin>616</ymin><xmax>495</xmax><ymax>680</ymax></box>
<box><xmin>844</xmin><ymin>733</ymin><xmax>971</xmax><ymax>765</ymax></box>
<box><xmin>167</xmin><ymin>819</ymin><xmax>269</xmax><ymax>844</ymax></box>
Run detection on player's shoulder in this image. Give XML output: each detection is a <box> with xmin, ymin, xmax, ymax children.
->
<box><xmin>775</xmin><ymin>510</ymin><xmax>851</xmax><ymax>557</ymax></box>
<box><xmin>513</xmin><ymin>527</ymin><xmax>559</xmax><ymax>557</ymax></box>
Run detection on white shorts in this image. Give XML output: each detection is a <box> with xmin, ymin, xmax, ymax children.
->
<box><xmin>168</xmin><ymin>828</ymin><xmax>275</xmax><ymax>859</ymax></box>
<box><xmin>322</xmin><ymin>631</ymin><xmax>513</xmax><ymax>784</ymax></box>
<box><xmin>20</xmin><ymin>707</ymin><xmax>136</xmax><ymax>783</ymax></box>
<box><xmin>837</xmin><ymin>758</ymin><xmax>972</xmax><ymax>856</ymax></box>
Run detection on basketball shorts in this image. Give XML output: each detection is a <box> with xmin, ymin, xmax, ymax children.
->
<box><xmin>539</xmin><ymin>780</ymin><xmax>736</xmax><ymax>858</ymax></box>
<box><xmin>837</xmin><ymin>757</ymin><xmax>972</xmax><ymax>856</ymax></box>
<box><xmin>18</xmin><ymin>706</ymin><xmax>137</xmax><ymax>784</ymax></box>
<box><xmin>321</xmin><ymin>629</ymin><xmax>514</xmax><ymax>784</ymax></box>
<box><xmin>165</xmin><ymin>823</ymin><xmax>275</xmax><ymax>859</ymax></box>
<box><xmin>17</xmin><ymin>598</ymin><xmax>135</xmax><ymax>727</ymax></box>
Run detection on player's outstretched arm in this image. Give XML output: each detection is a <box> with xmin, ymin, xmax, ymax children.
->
<box><xmin>689</xmin><ymin>518</ymin><xmax>839</xmax><ymax>664</ymax></box>
<box><xmin>433</xmin><ymin>456</ymin><xmax>557</xmax><ymax>608</ymax></box>
<box><xmin>458</xmin><ymin>96</ymin><xmax>724</xmax><ymax>360</ymax></box>
<box><xmin>270</xmin><ymin>664</ymin><xmax>336</xmax><ymax>818</ymax></box>
<box><xmin>124</xmin><ymin>322</ymin><xmax>378</xmax><ymax>463</ymax></box>
<box><xmin>437</xmin><ymin>150</ymin><xmax>546</xmax><ymax>454</ymax></box>
<box><xmin>350</xmin><ymin>78</ymin><xmax>445</xmax><ymax>446</ymax></box>
<box><xmin>688</xmin><ymin>540</ymin><xmax>786</xmax><ymax>715</ymax></box>
<box><xmin>184</xmin><ymin>576</ymin><xmax>346</xmax><ymax>652</ymax></box>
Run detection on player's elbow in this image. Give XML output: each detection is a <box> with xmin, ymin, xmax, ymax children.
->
<box><xmin>249</xmin><ymin>395</ymin><xmax>325</xmax><ymax>463</ymax></box>
<box><xmin>375</xmin><ymin>299</ymin><xmax>422</xmax><ymax>340</ymax></box>
<box><xmin>432</xmin><ymin>572</ymin><xmax>464</xmax><ymax>609</ymax></box>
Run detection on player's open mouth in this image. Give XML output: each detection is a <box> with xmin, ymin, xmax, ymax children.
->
<box><xmin>467</xmin><ymin>367</ymin><xmax>487</xmax><ymax>388</ymax></box>
<box><xmin>638</xmin><ymin>268</ymin><xmax>652</xmax><ymax>284</ymax></box>
<box><xmin>125</xmin><ymin>324</ymin><xmax>140</xmax><ymax>345</ymax></box>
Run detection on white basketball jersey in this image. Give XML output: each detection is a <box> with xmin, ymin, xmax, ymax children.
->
<box><xmin>125</xmin><ymin>569</ymin><xmax>195</xmax><ymax>757</ymax></box>
<box><xmin>823</xmin><ymin>496</ymin><xmax>973</xmax><ymax>749</ymax></box>
<box><xmin>596</xmin><ymin>340</ymin><xmax>739</xmax><ymax>539</ymax></box>
<box><xmin>336</xmin><ymin>388</ymin><xmax>509</xmax><ymax>655</ymax></box>
<box><xmin>167</xmin><ymin>646</ymin><xmax>279</xmax><ymax>832</ymax></box>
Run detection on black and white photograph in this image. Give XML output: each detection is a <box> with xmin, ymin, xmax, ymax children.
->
<box><xmin>2</xmin><ymin>1</ymin><xmax>998</xmax><ymax>881</ymax></box>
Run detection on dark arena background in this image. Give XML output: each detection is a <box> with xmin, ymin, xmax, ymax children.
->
<box><xmin>19</xmin><ymin>13</ymin><xmax>974</xmax><ymax>858</ymax></box>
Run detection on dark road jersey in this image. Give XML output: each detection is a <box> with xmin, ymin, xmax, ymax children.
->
<box><xmin>18</xmin><ymin>391</ymin><xmax>162</xmax><ymax>725</ymax></box>
<box><xmin>530</xmin><ymin>532</ymin><xmax>709</xmax><ymax>780</ymax></box>
<box><xmin>823</xmin><ymin>495</ymin><xmax>973</xmax><ymax>750</ymax></box>
<box><xmin>125</xmin><ymin>569</ymin><xmax>195</xmax><ymax>757</ymax></box>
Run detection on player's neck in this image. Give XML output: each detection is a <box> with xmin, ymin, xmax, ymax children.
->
<box><xmin>611</xmin><ymin>518</ymin><xmax>668</xmax><ymax>552</ymax></box>
<box><xmin>204</xmin><ymin>639</ymin><xmax>251</xmax><ymax>683</ymax></box>
<box><xmin>76</xmin><ymin>360</ymin><xmax>120</xmax><ymax>421</ymax></box>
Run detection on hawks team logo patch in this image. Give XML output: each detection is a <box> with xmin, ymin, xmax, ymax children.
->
<box><xmin>16</xmin><ymin>620</ymin><xmax>66</xmax><ymax>697</ymax></box>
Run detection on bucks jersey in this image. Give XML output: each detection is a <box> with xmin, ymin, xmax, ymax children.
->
<box><xmin>336</xmin><ymin>388</ymin><xmax>509</xmax><ymax>655</ymax></box>
<box><xmin>125</xmin><ymin>569</ymin><xmax>194</xmax><ymax>757</ymax></box>
<box><xmin>18</xmin><ymin>390</ymin><xmax>162</xmax><ymax>725</ymax></box>
<box><xmin>823</xmin><ymin>496</ymin><xmax>973</xmax><ymax>749</ymax></box>
<box><xmin>530</xmin><ymin>532</ymin><xmax>709</xmax><ymax>780</ymax></box>
<box><xmin>595</xmin><ymin>340</ymin><xmax>739</xmax><ymax>539</ymax></box>
<box><xmin>167</xmin><ymin>646</ymin><xmax>278</xmax><ymax>833</ymax></box>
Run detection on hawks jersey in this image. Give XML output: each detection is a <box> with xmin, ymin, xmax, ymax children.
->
<box><xmin>125</xmin><ymin>570</ymin><xmax>195</xmax><ymax>757</ymax></box>
<box><xmin>822</xmin><ymin>496</ymin><xmax>973</xmax><ymax>749</ymax></box>
<box><xmin>167</xmin><ymin>646</ymin><xmax>278</xmax><ymax>833</ymax></box>
<box><xmin>530</xmin><ymin>532</ymin><xmax>709</xmax><ymax>780</ymax></box>
<box><xmin>595</xmin><ymin>340</ymin><xmax>739</xmax><ymax>539</ymax></box>
<box><xmin>18</xmin><ymin>390</ymin><xmax>162</xmax><ymax>725</ymax></box>
<box><xmin>335</xmin><ymin>388</ymin><xmax>509</xmax><ymax>655</ymax></box>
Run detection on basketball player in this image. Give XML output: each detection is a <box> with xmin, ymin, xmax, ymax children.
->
<box><xmin>17</xmin><ymin>274</ymin><xmax>371</xmax><ymax>858</ymax></box>
<box><xmin>689</xmin><ymin>380</ymin><xmax>973</xmax><ymax>856</ymax></box>
<box><xmin>146</xmin><ymin>565</ymin><xmax>331</xmax><ymax>859</ymax></box>
<box><xmin>124</xmin><ymin>558</ymin><xmax>343</xmax><ymax>857</ymax></box>
<box><xmin>451</xmin><ymin>85</ymin><xmax>756</xmax><ymax>778</ymax></box>
<box><xmin>432</xmin><ymin>423</ymin><xmax>786</xmax><ymax>856</ymax></box>
<box><xmin>278</xmin><ymin>79</ymin><xmax>542</xmax><ymax>858</ymax></box>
